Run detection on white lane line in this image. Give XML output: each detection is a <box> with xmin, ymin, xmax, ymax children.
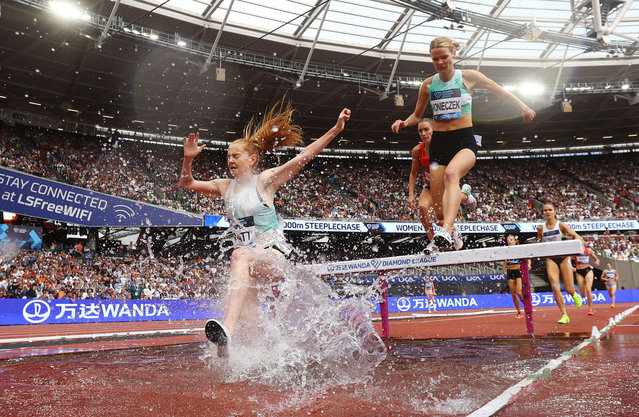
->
<box><xmin>467</xmin><ymin>304</ymin><xmax>639</xmax><ymax>417</ymax></box>
<box><xmin>0</xmin><ymin>328</ymin><xmax>204</xmax><ymax>345</ymax></box>
<box><xmin>0</xmin><ymin>324</ymin><xmax>204</xmax><ymax>338</ymax></box>
<box><xmin>372</xmin><ymin>309</ymin><xmax>525</xmax><ymax>322</ymax></box>
<box><xmin>372</xmin><ymin>315</ymin><xmax>414</xmax><ymax>321</ymax></box>
<box><xmin>412</xmin><ymin>309</ymin><xmax>530</xmax><ymax>318</ymax></box>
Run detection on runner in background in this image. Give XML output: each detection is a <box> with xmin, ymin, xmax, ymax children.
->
<box><xmin>537</xmin><ymin>203</ymin><xmax>584</xmax><ymax>324</ymax></box>
<box><xmin>573</xmin><ymin>246</ymin><xmax>600</xmax><ymax>315</ymax></box>
<box><xmin>424</xmin><ymin>275</ymin><xmax>437</xmax><ymax>312</ymax></box>
<box><xmin>502</xmin><ymin>234</ymin><xmax>529</xmax><ymax>319</ymax></box>
<box><xmin>601</xmin><ymin>263</ymin><xmax>619</xmax><ymax>308</ymax></box>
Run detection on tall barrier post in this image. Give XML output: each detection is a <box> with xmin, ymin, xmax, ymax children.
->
<box><xmin>519</xmin><ymin>259</ymin><xmax>535</xmax><ymax>336</ymax></box>
<box><xmin>379</xmin><ymin>273</ymin><xmax>390</xmax><ymax>338</ymax></box>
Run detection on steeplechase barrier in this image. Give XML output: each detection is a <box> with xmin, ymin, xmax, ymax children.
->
<box><xmin>310</xmin><ymin>240</ymin><xmax>585</xmax><ymax>338</ymax></box>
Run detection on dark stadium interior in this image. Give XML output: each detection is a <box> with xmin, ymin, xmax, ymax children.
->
<box><xmin>1</xmin><ymin>0</ymin><xmax>639</xmax><ymax>152</ymax></box>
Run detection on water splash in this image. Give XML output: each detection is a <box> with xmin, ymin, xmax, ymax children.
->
<box><xmin>203</xmin><ymin>253</ymin><xmax>386</xmax><ymax>388</ymax></box>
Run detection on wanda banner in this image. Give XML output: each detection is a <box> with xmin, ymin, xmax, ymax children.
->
<box><xmin>0</xmin><ymin>166</ymin><xmax>202</xmax><ymax>227</ymax></box>
<box><xmin>0</xmin><ymin>299</ymin><xmax>223</xmax><ymax>325</ymax></box>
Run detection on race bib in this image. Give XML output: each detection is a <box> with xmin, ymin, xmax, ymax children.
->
<box><xmin>576</xmin><ymin>254</ymin><xmax>590</xmax><ymax>264</ymax></box>
<box><xmin>542</xmin><ymin>229</ymin><xmax>561</xmax><ymax>242</ymax></box>
<box><xmin>230</xmin><ymin>216</ymin><xmax>256</xmax><ymax>246</ymax></box>
<box><xmin>431</xmin><ymin>88</ymin><xmax>462</xmax><ymax>121</ymax></box>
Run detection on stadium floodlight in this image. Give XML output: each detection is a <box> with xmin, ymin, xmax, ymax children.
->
<box><xmin>49</xmin><ymin>1</ymin><xmax>89</xmax><ymax>20</ymax></box>
<box><xmin>175</xmin><ymin>33</ymin><xmax>186</xmax><ymax>47</ymax></box>
<box><xmin>518</xmin><ymin>82</ymin><xmax>544</xmax><ymax>96</ymax></box>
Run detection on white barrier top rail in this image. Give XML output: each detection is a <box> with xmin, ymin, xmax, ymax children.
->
<box><xmin>309</xmin><ymin>240</ymin><xmax>584</xmax><ymax>275</ymax></box>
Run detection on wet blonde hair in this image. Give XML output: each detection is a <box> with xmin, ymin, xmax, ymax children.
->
<box><xmin>418</xmin><ymin>118</ymin><xmax>433</xmax><ymax>126</ymax></box>
<box><xmin>232</xmin><ymin>99</ymin><xmax>304</xmax><ymax>163</ymax></box>
<box><xmin>430</xmin><ymin>37</ymin><xmax>460</xmax><ymax>53</ymax></box>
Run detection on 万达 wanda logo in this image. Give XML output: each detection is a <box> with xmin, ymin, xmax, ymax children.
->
<box><xmin>22</xmin><ymin>299</ymin><xmax>51</xmax><ymax>324</ymax></box>
<box><xmin>396</xmin><ymin>297</ymin><xmax>411</xmax><ymax>312</ymax></box>
<box><xmin>531</xmin><ymin>293</ymin><xmax>541</xmax><ymax>307</ymax></box>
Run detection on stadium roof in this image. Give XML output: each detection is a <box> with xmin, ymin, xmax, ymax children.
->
<box><xmin>123</xmin><ymin>0</ymin><xmax>639</xmax><ymax>64</ymax></box>
<box><xmin>0</xmin><ymin>0</ymin><xmax>638</xmax><ymax>152</ymax></box>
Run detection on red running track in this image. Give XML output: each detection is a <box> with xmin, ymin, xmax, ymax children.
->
<box><xmin>0</xmin><ymin>319</ymin><xmax>208</xmax><ymax>359</ymax></box>
<box><xmin>382</xmin><ymin>304</ymin><xmax>631</xmax><ymax>340</ymax></box>
<box><xmin>0</xmin><ymin>304</ymin><xmax>637</xmax><ymax>416</ymax></box>
<box><xmin>494</xmin><ymin>306</ymin><xmax>639</xmax><ymax>417</ymax></box>
<box><xmin>0</xmin><ymin>304</ymin><xmax>633</xmax><ymax>359</ymax></box>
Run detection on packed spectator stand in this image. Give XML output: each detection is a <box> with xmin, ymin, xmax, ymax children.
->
<box><xmin>2</xmin><ymin>123</ymin><xmax>637</xmax><ymax>222</ymax></box>
<box><xmin>1</xmin><ymin>123</ymin><xmax>638</xmax><ymax>300</ymax></box>
<box><xmin>0</xmin><ymin>246</ymin><xmax>223</xmax><ymax>301</ymax></box>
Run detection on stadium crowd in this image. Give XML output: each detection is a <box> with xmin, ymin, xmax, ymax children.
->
<box><xmin>1</xmin><ymin>119</ymin><xmax>638</xmax><ymax>300</ymax></box>
<box><xmin>2</xmin><ymin>123</ymin><xmax>637</xmax><ymax>222</ymax></box>
<box><xmin>1</xmin><ymin>233</ymin><xmax>636</xmax><ymax>300</ymax></box>
<box><xmin>0</xmin><ymin>246</ymin><xmax>222</xmax><ymax>300</ymax></box>
<box><xmin>554</xmin><ymin>156</ymin><xmax>639</xmax><ymax>208</ymax></box>
<box><xmin>590</xmin><ymin>234</ymin><xmax>639</xmax><ymax>261</ymax></box>
<box><xmin>1</xmin><ymin>122</ymin><xmax>638</xmax><ymax>301</ymax></box>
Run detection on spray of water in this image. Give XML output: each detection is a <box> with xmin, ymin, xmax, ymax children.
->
<box><xmin>202</xmin><ymin>251</ymin><xmax>386</xmax><ymax>388</ymax></box>
<box><xmin>0</xmin><ymin>241</ymin><xmax>20</xmax><ymax>262</ymax></box>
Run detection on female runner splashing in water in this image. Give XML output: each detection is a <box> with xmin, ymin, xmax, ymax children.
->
<box><xmin>180</xmin><ymin>102</ymin><xmax>358</xmax><ymax>357</ymax></box>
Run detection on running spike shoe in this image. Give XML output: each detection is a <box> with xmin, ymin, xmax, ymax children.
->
<box><xmin>557</xmin><ymin>314</ymin><xmax>570</xmax><ymax>324</ymax></box>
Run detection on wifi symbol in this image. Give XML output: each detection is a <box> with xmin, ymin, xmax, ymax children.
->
<box><xmin>113</xmin><ymin>205</ymin><xmax>136</xmax><ymax>222</ymax></box>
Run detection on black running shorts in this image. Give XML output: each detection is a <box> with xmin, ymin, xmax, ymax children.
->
<box><xmin>429</xmin><ymin>127</ymin><xmax>478</xmax><ymax>166</ymax></box>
